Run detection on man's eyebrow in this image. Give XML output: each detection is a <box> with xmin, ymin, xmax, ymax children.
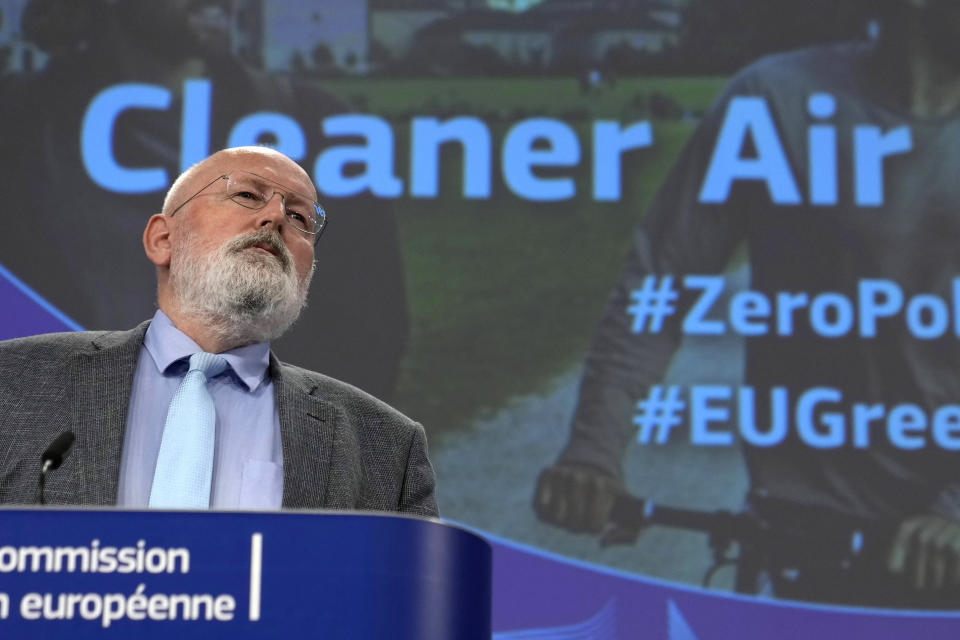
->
<box><xmin>273</xmin><ymin>181</ymin><xmax>317</xmax><ymax>203</ymax></box>
<box><xmin>284</xmin><ymin>191</ymin><xmax>313</xmax><ymax>204</ymax></box>
<box><xmin>243</xmin><ymin>174</ymin><xmax>273</xmax><ymax>192</ymax></box>
<box><xmin>249</xmin><ymin>172</ymin><xmax>311</xmax><ymax>195</ymax></box>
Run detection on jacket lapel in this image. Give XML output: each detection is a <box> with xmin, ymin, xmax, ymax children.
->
<box><xmin>68</xmin><ymin>322</ymin><xmax>149</xmax><ymax>505</ymax></box>
<box><xmin>273</xmin><ymin>357</ymin><xmax>342</xmax><ymax>509</ymax></box>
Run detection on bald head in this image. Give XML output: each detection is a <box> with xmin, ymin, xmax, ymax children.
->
<box><xmin>162</xmin><ymin>146</ymin><xmax>317</xmax><ymax>217</ymax></box>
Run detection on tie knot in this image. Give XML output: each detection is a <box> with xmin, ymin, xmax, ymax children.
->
<box><xmin>187</xmin><ymin>352</ymin><xmax>229</xmax><ymax>380</ymax></box>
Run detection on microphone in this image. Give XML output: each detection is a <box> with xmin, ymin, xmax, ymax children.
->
<box><xmin>36</xmin><ymin>431</ymin><xmax>75</xmax><ymax>504</ymax></box>
<box><xmin>41</xmin><ymin>431</ymin><xmax>75</xmax><ymax>473</ymax></box>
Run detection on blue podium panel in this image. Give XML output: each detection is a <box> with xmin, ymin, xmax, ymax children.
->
<box><xmin>0</xmin><ymin>508</ymin><xmax>491</xmax><ymax>639</ymax></box>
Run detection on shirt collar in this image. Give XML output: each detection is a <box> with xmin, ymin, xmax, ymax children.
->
<box><xmin>143</xmin><ymin>309</ymin><xmax>271</xmax><ymax>392</ymax></box>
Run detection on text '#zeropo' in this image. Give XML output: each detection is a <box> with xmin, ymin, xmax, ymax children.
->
<box><xmin>628</xmin><ymin>276</ymin><xmax>960</xmax><ymax>340</ymax></box>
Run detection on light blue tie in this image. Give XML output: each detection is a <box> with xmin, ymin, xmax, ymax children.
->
<box><xmin>149</xmin><ymin>352</ymin><xmax>229</xmax><ymax>509</ymax></box>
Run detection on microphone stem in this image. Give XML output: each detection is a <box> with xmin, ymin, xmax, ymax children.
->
<box><xmin>36</xmin><ymin>470</ymin><xmax>48</xmax><ymax>506</ymax></box>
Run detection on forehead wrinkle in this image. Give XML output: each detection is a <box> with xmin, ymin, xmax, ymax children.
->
<box><xmin>221</xmin><ymin>148</ymin><xmax>315</xmax><ymax>196</ymax></box>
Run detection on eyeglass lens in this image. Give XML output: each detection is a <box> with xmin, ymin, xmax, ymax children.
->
<box><xmin>225</xmin><ymin>172</ymin><xmax>324</xmax><ymax>234</ymax></box>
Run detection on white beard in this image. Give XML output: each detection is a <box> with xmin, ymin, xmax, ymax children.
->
<box><xmin>169</xmin><ymin>228</ymin><xmax>313</xmax><ymax>347</ymax></box>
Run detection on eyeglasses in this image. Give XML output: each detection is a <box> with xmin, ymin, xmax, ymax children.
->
<box><xmin>168</xmin><ymin>170</ymin><xmax>327</xmax><ymax>241</ymax></box>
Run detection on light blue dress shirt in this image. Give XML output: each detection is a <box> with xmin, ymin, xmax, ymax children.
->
<box><xmin>117</xmin><ymin>310</ymin><xmax>283</xmax><ymax>509</ymax></box>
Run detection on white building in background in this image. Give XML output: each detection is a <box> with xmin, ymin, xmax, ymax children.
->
<box><xmin>0</xmin><ymin>0</ymin><xmax>47</xmax><ymax>72</ymax></box>
<box><xmin>462</xmin><ymin>19</ymin><xmax>552</xmax><ymax>66</ymax></box>
<box><xmin>587</xmin><ymin>20</ymin><xmax>678</xmax><ymax>58</ymax></box>
<box><xmin>487</xmin><ymin>0</ymin><xmax>546</xmax><ymax>12</ymax></box>
<box><xmin>413</xmin><ymin>0</ymin><xmax>682</xmax><ymax>69</ymax></box>
<box><xmin>262</xmin><ymin>0</ymin><xmax>368</xmax><ymax>73</ymax></box>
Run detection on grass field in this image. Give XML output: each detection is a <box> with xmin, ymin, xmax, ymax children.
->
<box><xmin>321</xmin><ymin>76</ymin><xmax>726</xmax><ymax>119</ymax></box>
<box><xmin>319</xmin><ymin>76</ymin><xmax>727</xmax><ymax>434</ymax></box>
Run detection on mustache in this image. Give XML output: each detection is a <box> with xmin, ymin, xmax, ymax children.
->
<box><xmin>226</xmin><ymin>229</ymin><xmax>293</xmax><ymax>271</ymax></box>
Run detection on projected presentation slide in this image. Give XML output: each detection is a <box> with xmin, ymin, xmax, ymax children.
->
<box><xmin>3</xmin><ymin>0</ymin><xmax>960</xmax><ymax>632</ymax></box>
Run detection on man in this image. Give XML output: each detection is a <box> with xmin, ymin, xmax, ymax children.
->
<box><xmin>0</xmin><ymin>146</ymin><xmax>437</xmax><ymax>517</ymax></box>
<box><xmin>535</xmin><ymin>0</ymin><xmax>960</xmax><ymax>606</ymax></box>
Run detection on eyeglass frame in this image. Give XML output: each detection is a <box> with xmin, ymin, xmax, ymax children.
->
<box><xmin>167</xmin><ymin>170</ymin><xmax>328</xmax><ymax>244</ymax></box>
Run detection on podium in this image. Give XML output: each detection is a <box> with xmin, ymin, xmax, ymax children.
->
<box><xmin>0</xmin><ymin>508</ymin><xmax>491</xmax><ymax>638</ymax></box>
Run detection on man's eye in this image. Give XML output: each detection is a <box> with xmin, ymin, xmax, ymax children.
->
<box><xmin>286</xmin><ymin>210</ymin><xmax>307</xmax><ymax>223</ymax></box>
<box><xmin>235</xmin><ymin>190</ymin><xmax>261</xmax><ymax>201</ymax></box>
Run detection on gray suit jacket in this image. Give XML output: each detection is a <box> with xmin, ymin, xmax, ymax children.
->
<box><xmin>0</xmin><ymin>322</ymin><xmax>437</xmax><ymax>516</ymax></box>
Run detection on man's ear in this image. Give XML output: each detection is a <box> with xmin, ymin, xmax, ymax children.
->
<box><xmin>143</xmin><ymin>214</ymin><xmax>173</xmax><ymax>267</ymax></box>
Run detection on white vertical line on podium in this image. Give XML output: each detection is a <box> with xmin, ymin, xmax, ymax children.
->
<box><xmin>249</xmin><ymin>533</ymin><xmax>263</xmax><ymax>621</ymax></box>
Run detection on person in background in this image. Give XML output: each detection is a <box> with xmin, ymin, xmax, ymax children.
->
<box><xmin>536</xmin><ymin>0</ymin><xmax>960</xmax><ymax>607</ymax></box>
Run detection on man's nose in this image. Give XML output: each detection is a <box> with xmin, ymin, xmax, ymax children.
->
<box><xmin>255</xmin><ymin>192</ymin><xmax>287</xmax><ymax>229</ymax></box>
